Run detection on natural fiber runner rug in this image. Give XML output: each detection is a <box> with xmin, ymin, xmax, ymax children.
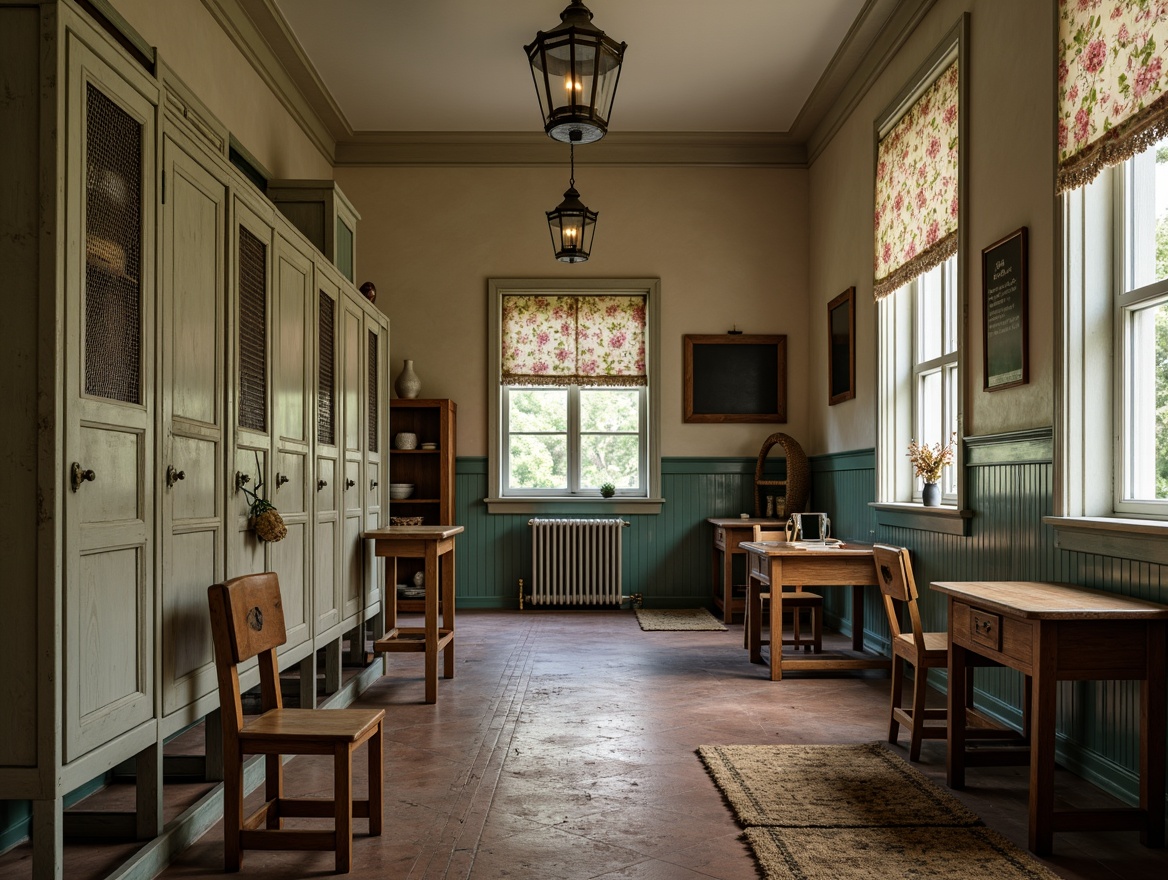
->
<box><xmin>700</xmin><ymin>743</ymin><xmax>1058</xmax><ymax>880</ymax></box>
<box><xmin>635</xmin><ymin>607</ymin><xmax>726</xmax><ymax>631</ymax></box>
<box><xmin>698</xmin><ymin>742</ymin><xmax>979</xmax><ymax>827</ymax></box>
<box><xmin>745</xmin><ymin>825</ymin><xmax>1060</xmax><ymax>880</ymax></box>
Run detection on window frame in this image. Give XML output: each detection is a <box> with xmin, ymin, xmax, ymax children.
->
<box><xmin>501</xmin><ymin>384</ymin><xmax>648</xmax><ymax>497</ymax></box>
<box><xmin>871</xmin><ymin>18</ymin><xmax>970</xmax><ymax>533</ymax></box>
<box><xmin>486</xmin><ymin>278</ymin><xmax>662</xmax><ymax>515</ymax></box>
<box><xmin>1049</xmin><ymin>139</ymin><xmax>1168</xmax><ymax>564</ymax></box>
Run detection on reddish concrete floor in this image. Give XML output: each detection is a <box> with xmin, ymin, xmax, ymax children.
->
<box><xmin>4</xmin><ymin>610</ymin><xmax>1168</xmax><ymax>879</ymax></box>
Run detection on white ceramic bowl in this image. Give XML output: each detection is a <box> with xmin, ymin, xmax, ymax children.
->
<box><xmin>388</xmin><ymin>483</ymin><xmax>414</xmax><ymax>499</ymax></box>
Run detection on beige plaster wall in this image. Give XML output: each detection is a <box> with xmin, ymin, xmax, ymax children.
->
<box><xmin>335</xmin><ymin>165</ymin><xmax>809</xmax><ymax>457</ymax></box>
<box><xmin>808</xmin><ymin>0</ymin><xmax>1055</xmax><ymax>454</ymax></box>
<box><xmin>110</xmin><ymin>0</ymin><xmax>331</xmax><ymax>178</ymax></box>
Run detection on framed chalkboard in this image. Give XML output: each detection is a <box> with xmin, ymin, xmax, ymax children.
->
<box><xmin>683</xmin><ymin>334</ymin><xmax>787</xmax><ymax>423</ymax></box>
<box><xmin>828</xmin><ymin>287</ymin><xmax>856</xmax><ymax>405</ymax></box>
<box><xmin>982</xmin><ymin>226</ymin><xmax>1029</xmax><ymax>391</ymax></box>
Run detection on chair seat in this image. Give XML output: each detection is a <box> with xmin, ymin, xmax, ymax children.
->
<box><xmin>893</xmin><ymin>630</ymin><xmax>948</xmax><ymax>661</ymax></box>
<box><xmin>761</xmin><ymin>591</ymin><xmax>823</xmax><ymax>606</ymax></box>
<box><xmin>241</xmin><ymin>707</ymin><xmax>385</xmax><ymax>745</ymax></box>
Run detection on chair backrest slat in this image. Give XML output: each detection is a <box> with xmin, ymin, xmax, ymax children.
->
<box><xmin>208</xmin><ymin>572</ymin><xmax>289</xmax><ymax>730</ymax></box>
<box><xmin>872</xmin><ymin>544</ymin><xmax>927</xmax><ymax>654</ymax></box>
<box><xmin>218</xmin><ymin>571</ymin><xmax>288</xmax><ymax>663</ymax></box>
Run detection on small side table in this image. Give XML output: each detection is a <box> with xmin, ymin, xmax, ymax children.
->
<box><xmin>363</xmin><ymin>525</ymin><xmax>463</xmax><ymax>704</ymax></box>
<box><xmin>707</xmin><ymin>517</ymin><xmax>782</xmax><ymax>622</ymax></box>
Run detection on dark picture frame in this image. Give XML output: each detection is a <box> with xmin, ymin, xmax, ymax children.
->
<box><xmin>982</xmin><ymin>226</ymin><xmax>1029</xmax><ymax>391</ymax></box>
<box><xmin>683</xmin><ymin>334</ymin><xmax>787</xmax><ymax>423</ymax></box>
<box><xmin>827</xmin><ymin>287</ymin><xmax>856</xmax><ymax>405</ymax></box>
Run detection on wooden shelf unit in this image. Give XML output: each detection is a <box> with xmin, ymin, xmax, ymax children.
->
<box><xmin>389</xmin><ymin>399</ymin><xmax>456</xmax><ymax>611</ymax></box>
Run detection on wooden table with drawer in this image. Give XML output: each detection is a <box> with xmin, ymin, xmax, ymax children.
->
<box><xmin>707</xmin><ymin>517</ymin><xmax>783</xmax><ymax>622</ymax></box>
<box><xmin>931</xmin><ymin>580</ymin><xmax>1168</xmax><ymax>856</ymax></box>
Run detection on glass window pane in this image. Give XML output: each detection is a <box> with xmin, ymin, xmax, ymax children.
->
<box><xmin>943</xmin><ymin>258</ymin><xmax>957</xmax><ymax>355</ymax></box>
<box><xmin>917</xmin><ymin>264</ymin><xmax>942</xmax><ymax>363</ymax></box>
<box><xmin>1127</xmin><ymin>139</ymin><xmax>1168</xmax><ymax>290</ymax></box>
<box><xmin>581</xmin><ymin>388</ymin><xmax>640</xmax><ymax>432</ymax></box>
<box><xmin>508</xmin><ymin>387</ymin><xmax>567</xmax><ymax>432</ymax></box>
<box><xmin>580</xmin><ymin>434</ymin><xmax>640</xmax><ymax>489</ymax></box>
<box><xmin>918</xmin><ymin>370</ymin><xmax>942</xmax><ymax>450</ymax></box>
<box><xmin>1125</xmin><ymin>299</ymin><xmax>1168</xmax><ymax>499</ymax></box>
<box><xmin>508</xmin><ymin>434</ymin><xmax>567</xmax><ymax>489</ymax></box>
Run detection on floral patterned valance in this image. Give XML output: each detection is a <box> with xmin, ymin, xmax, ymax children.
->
<box><xmin>1058</xmin><ymin>0</ymin><xmax>1168</xmax><ymax>194</ymax></box>
<box><xmin>500</xmin><ymin>293</ymin><xmax>648</xmax><ymax>387</ymax></box>
<box><xmin>873</xmin><ymin>59</ymin><xmax>959</xmax><ymax>301</ymax></box>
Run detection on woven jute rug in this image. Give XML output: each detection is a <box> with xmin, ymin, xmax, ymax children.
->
<box><xmin>635</xmin><ymin>607</ymin><xmax>726</xmax><ymax>631</ymax></box>
<box><xmin>698</xmin><ymin>742</ymin><xmax>980</xmax><ymax>827</ymax></box>
<box><xmin>700</xmin><ymin>743</ymin><xmax>1058</xmax><ymax>880</ymax></box>
<box><xmin>745</xmin><ymin>825</ymin><xmax>1059</xmax><ymax>880</ymax></box>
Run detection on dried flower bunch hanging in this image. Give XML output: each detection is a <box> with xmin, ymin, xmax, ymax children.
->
<box><xmin>906</xmin><ymin>433</ymin><xmax>956</xmax><ymax>484</ymax></box>
<box><xmin>240</xmin><ymin>452</ymin><xmax>287</xmax><ymax>543</ymax></box>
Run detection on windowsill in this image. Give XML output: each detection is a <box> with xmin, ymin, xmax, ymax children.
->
<box><xmin>485</xmin><ymin>497</ymin><xmax>665</xmax><ymax>515</ymax></box>
<box><xmin>871</xmin><ymin>501</ymin><xmax>973</xmax><ymax>536</ymax></box>
<box><xmin>1045</xmin><ymin>515</ymin><xmax>1168</xmax><ymax>565</ymax></box>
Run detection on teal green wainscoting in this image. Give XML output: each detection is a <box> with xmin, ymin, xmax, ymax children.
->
<box><xmin>452</xmin><ymin>457</ymin><xmax>783</xmax><ymax>609</ymax></box>
<box><xmin>811</xmin><ymin>429</ymin><xmax>1168</xmax><ymax>809</ymax></box>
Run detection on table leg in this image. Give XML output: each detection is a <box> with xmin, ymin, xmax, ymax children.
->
<box><xmin>723</xmin><ymin>546</ymin><xmax>734</xmax><ymax>624</ymax></box>
<box><xmin>387</xmin><ymin>557</ymin><xmax>398</xmax><ymax>631</ymax></box>
<box><xmin>1141</xmin><ymin>621</ymin><xmax>1166</xmax><ymax>847</ymax></box>
<box><xmin>769</xmin><ymin>560</ymin><xmax>783</xmax><ymax>682</ymax></box>
<box><xmin>747</xmin><ymin>575</ymin><xmax>763</xmax><ymax>664</ymax></box>
<box><xmin>947</xmin><ymin>630</ymin><xmax>968</xmax><ymax>789</ymax></box>
<box><xmin>1029</xmin><ymin>627</ymin><xmax>1057</xmax><ymax>856</ymax></box>
<box><xmin>424</xmin><ymin>542</ymin><xmax>439</xmax><ymax>704</ymax></box>
<box><xmin>851</xmin><ymin>584</ymin><xmax>864</xmax><ymax>652</ymax></box>
<box><xmin>442</xmin><ymin>542</ymin><xmax>456</xmax><ymax>680</ymax></box>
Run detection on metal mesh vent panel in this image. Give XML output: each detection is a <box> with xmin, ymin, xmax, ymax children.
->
<box><xmin>238</xmin><ymin>227</ymin><xmax>267</xmax><ymax>431</ymax></box>
<box><xmin>368</xmin><ymin>329</ymin><xmax>378</xmax><ymax>453</ymax></box>
<box><xmin>84</xmin><ymin>83</ymin><xmax>142</xmax><ymax>403</ymax></box>
<box><xmin>317</xmin><ymin>291</ymin><xmax>335</xmax><ymax>445</ymax></box>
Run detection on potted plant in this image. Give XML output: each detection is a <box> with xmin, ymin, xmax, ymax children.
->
<box><xmin>599</xmin><ymin>482</ymin><xmax>616</xmax><ymax>498</ymax></box>
<box><xmin>906</xmin><ymin>434</ymin><xmax>956</xmax><ymax>507</ymax></box>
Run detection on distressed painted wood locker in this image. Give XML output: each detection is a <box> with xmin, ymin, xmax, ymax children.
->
<box><xmin>0</xmin><ymin>2</ymin><xmax>389</xmax><ymax>876</ymax></box>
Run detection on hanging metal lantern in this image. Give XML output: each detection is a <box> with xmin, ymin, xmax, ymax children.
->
<box><xmin>525</xmin><ymin>0</ymin><xmax>627</xmax><ymax>144</ymax></box>
<box><xmin>546</xmin><ymin>143</ymin><xmax>597</xmax><ymax>262</ymax></box>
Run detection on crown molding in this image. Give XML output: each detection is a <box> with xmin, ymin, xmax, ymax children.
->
<box><xmin>334</xmin><ymin>130</ymin><xmax>807</xmax><ymax>168</ymax></box>
<box><xmin>200</xmin><ymin>0</ymin><xmax>338</xmax><ymax>162</ymax></box>
<box><xmin>206</xmin><ymin>0</ymin><xmax>930</xmax><ymax>170</ymax></box>
<box><xmin>805</xmin><ymin>0</ymin><xmax>939</xmax><ymax>163</ymax></box>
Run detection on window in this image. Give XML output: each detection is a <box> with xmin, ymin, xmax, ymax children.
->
<box><xmin>912</xmin><ymin>258</ymin><xmax>959</xmax><ymax>500</ymax></box>
<box><xmin>487</xmin><ymin>279</ymin><xmax>661</xmax><ymax>513</ymax></box>
<box><xmin>1116</xmin><ymin>139</ymin><xmax>1168</xmax><ymax>514</ymax></box>
<box><xmin>873</xmin><ymin>20</ymin><xmax>966</xmax><ymax>519</ymax></box>
<box><xmin>1051</xmin><ymin>3</ymin><xmax>1168</xmax><ymax>558</ymax></box>
<box><xmin>878</xmin><ymin>256</ymin><xmax>960</xmax><ymax>505</ymax></box>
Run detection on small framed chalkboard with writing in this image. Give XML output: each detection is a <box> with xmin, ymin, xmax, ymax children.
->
<box><xmin>982</xmin><ymin>226</ymin><xmax>1029</xmax><ymax>391</ymax></box>
<box><xmin>683</xmin><ymin>334</ymin><xmax>787</xmax><ymax>423</ymax></box>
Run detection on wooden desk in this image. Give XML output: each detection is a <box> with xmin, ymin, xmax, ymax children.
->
<box><xmin>740</xmin><ymin>540</ymin><xmax>886</xmax><ymax>681</ymax></box>
<box><xmin>707</xmin><ymin>517</ymin><xmax>783</xmax><ymax>622</ymax></box>
<box><xmin>363</xmin><ymin>525</ymin><xmax>464</xmax><ymax>703</ymax></box>
<box><xmin>931</xmin><ymin>580</ymin><xmax>1168</xmax><ymax>855</ymax></box>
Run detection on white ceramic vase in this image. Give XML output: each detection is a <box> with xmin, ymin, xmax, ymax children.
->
<box><xmin>395</xmin><ymin>359</ymin><xmax>421</xmax><ymax>399</ymax></box>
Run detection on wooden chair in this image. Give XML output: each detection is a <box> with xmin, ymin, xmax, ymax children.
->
<box><xmin>746</xmin><ymin>525</ymin><xmax>823</xmax><ymax>653</ymax></box>
<box><xmin>872</xmin><ymin>544</ymin><xmax>948</xmax><ymax>761</ymax></box>
<box><xmin>873</xmin><ymin>545</ymin><xmax>1031</xmax><ymax>763</ymax></box>
<box><xmin>208</xmin><ymin>572</ymin><xmax>385</xmax><ymax>873</ymax></box>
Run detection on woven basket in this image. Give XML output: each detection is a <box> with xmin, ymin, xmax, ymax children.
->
<box><xmin>390</xmin><ymin>516</ymin><xmax>424</xmax><ymax>526</ymax></box>
<box><xmin>753</xmin><ymin>433</ymin><xmax>810</xmax><ymax>518</ymax></box>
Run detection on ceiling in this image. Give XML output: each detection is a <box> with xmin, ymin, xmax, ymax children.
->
<box><xmin>230</xmin><ymin>0</ymin><xmax>926</xmax><ymax>164</ymax></box>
